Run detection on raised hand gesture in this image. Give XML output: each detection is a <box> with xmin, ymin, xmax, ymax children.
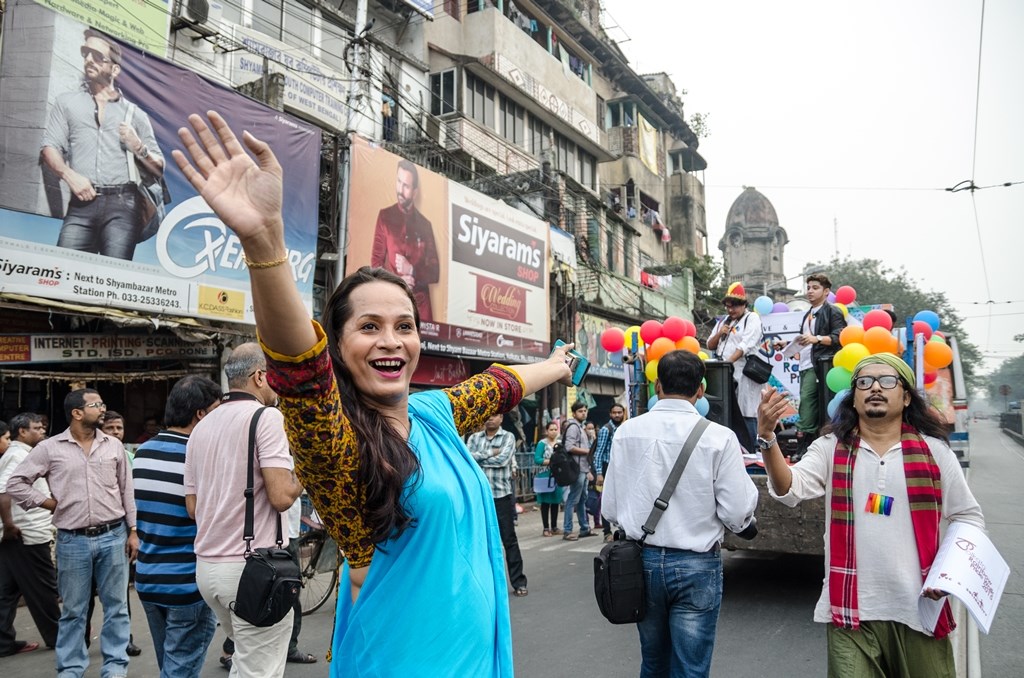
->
<box><xmin>171</xmin><ymin>111</ymin><xmax>284</xmax><ymax>255</ymax></box>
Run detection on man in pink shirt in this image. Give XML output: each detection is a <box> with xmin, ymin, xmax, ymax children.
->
<box><xmin>184</xmin><ymin>343</ymin><xmax>301</xmax><ymax>678</ymax></box>
<box><xmin>7</xmin><ymin>389</ymin><xmax>138</xmax><ymax>678</ymax></box>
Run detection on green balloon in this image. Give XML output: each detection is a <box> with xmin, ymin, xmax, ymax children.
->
<box><xmin>826</xmin><ymin>366</ymin><xmax>853</xmax><ymax>393</ymax></box>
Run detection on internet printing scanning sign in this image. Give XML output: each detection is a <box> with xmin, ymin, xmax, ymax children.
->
<box><xmin>447</xmin><ymin>183</ymin><xmax>548</xmax><ymax>343</ymax></box>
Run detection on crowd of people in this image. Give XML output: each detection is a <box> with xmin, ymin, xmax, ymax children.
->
<box><xmin>0</xmin><ymin>111</ymin><xmax>987</xmax><ymax>678</ymax></box>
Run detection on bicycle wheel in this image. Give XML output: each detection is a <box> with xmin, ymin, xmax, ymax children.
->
<box><xmin>297</xmin><ymin>530</ymin><xmax>339</xmax><ymax>615</ymax></box>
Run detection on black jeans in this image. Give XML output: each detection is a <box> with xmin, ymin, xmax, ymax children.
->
<box><xmin>0</xmin><ymin>540</ymin><xmax>60</xmax><ymax>651</ymax></box>
<box><xmin>493</xmin><ymin>495</ymin><xmax>527</xmax><ymax>590</ymax></box>
<box><xmin>540</xmin><ymin>503</ymin><xmax>559</xmax><ymax>530</ymax></box>
<box><xmin>57</xmin><ymin>192</ymin><xmax>143</xmax><ymax>260</ymax></box>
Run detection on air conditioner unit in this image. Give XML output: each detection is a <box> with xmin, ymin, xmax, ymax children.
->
<box><xmin>172</xmin><ymin>0</ymin><xmax>223</xmax><ymax>38</ymax></box>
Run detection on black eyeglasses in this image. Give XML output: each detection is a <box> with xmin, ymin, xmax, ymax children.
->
<box><xmin>724</xmin><ymin>301</ymin><xmax>744</xmax><ymax>309</ymax></box>
<box><xmin>853</xmin><ymin>375</ymin><xmax>901</xmax><ymax>390</ymax></box>
<box><xmin>80</xmin><ymin>46</ymin><xmax>112</xmax><ymax>64</ymax></box>
<box><xmin>248</xmin><ymin>369</ymin><xmax>265</xmax><ymax>379</ymax></box>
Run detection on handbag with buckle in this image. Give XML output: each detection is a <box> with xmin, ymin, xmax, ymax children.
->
<box><xmin>229</xmin><ymin>407</ymin><xmax>302</xmax><ymax>628</ymax></box>
<box><xmin>742</xmin><ymin>348</ymin><xmax>773</xmax><ymax>384</ymax></box>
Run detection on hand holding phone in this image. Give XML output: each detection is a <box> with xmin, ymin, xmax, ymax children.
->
<box><xmin>552</xmin><ymin>339</ymin><xmax>591</xmax><ymax>386</ymax></box>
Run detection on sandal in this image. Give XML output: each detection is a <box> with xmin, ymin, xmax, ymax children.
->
<box><xmin>513</xmin><ymin>587</ymin><xmax>528</xmax><ymax>597</ymax></box>
<box><xmin>550</xmin><ymin>528</ymin><xmax>562</xmax><ymax>535</ymax></box>
<box><xmin>542</xmin><ymin>529</ymin><xmax>552</xmax><ymax>537</ymax></box>
<box><xmin>287</xmin><ymin>650</ymin><xmax>319</xmax><ymax>664</ymax></box>
<box><xmin>0</xmin><ymin>641</ymin><xmax>39</xmax><ymax>656</ymax></box>
<box><xmin>219</xmin><ymin>656</ymin><xmax>232</xmax><ymax>671</ymax></box>
<box><xmin>562</xmin><ymin>533</ymin><xmax>578</xmax><ymax>541</ymax></box>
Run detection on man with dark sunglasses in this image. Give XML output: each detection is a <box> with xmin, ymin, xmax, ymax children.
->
<box><xmin>756</xmin><ymin>353</ymin><xmax>983</xmax><ymax>677</ymax></box>
<box><xmin>41</xmin><ymin>28</ymin><xmax>164</xmax><ymax>260</ymax></box>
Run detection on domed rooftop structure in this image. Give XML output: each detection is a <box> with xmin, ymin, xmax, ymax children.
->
<box><xmin>718</xmin><ymin>187</ymin><xmax>791</xmax><ymax>299</ymax></box>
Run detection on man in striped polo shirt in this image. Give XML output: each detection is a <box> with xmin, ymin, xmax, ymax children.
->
<box><xmin>133</xmin><ymin>376</ymin><xmax>222</xmax><ymax>677</ymax></box>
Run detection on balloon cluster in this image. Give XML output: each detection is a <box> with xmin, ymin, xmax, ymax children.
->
<box><xmin>821</xmin><ymin>286</ymin><xmax>954</xmax><ymax>417</ymax></box>
<box><xmin>600</xmin><ymin>317</ymin><xmax>712</xmax><ymax>416</ymax></box>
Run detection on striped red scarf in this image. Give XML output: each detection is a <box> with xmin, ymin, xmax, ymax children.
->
<box><xmin>829</xmin><ymin>424</ymin><xmax>954</xmax><ymax>638</ymax></box>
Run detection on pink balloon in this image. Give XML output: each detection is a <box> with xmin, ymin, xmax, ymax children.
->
<box><xmin>600</xmin><ymin>327</ymin><xmax>625</xmax><ymax>353</ymax></box>
<box><xmin>661</xmin><ymin>316</ymin><xmax>687</xmax><ymax>342</ymax></box>
<box><xmin>640</xmin><ymin>320</ymin><xmax>663</xmax><ymax>345</ymax></box>
<box><xmin>835</xmin><ymin>285</ymin><xmax>857</xmax><ymax>305</ymax></box>
<box><xmin>862</xmin><ymin>309</ymin><xmax>893</xmax><ymax>331</ymax></box>
<box><xmin>912</xmin><ymin>321</ymin><xmax>933</xmax><ymax>342</ymax></box>
<box><xmin>681</xmin><ymin>319</ymin><xmax>697</xmax><ymax>338</ymax></box>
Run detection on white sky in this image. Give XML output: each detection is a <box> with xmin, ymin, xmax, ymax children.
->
<box><xmin>600</xmin><ymin>0</ymin><xmax>1024</xmax><ymax>375</ymax></box>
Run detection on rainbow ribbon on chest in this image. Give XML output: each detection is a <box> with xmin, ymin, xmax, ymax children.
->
<box><xmin>865</xmin><ymin>492</ymin><xmax>894</xmax><ymax>516</ymax></box>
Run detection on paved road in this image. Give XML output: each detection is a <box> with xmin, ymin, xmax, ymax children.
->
<box><xmin>965</xmin><ymin>419</ymin><xmax>1024</xmax><ymax>677</ymax></box>
<box><xmin>8</xmin><ymin>425</ymin><xmax>1019</xmax><ymax>677</ymax></box>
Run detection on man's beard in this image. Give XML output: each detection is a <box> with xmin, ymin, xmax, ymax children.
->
<box><xmin>864</xmin><ymin>409</ymin><xmax>888</xmax><ymax>419</ymax></box>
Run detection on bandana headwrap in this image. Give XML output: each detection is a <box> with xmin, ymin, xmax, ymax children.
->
<box><xmin>852</xmin><ymin>353</ymin><xmax>915</xmax><ymax>387</ymax></box>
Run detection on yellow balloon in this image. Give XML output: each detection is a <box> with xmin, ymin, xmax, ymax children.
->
<box><xmin>698</xmin><ymin>351</ymin><xmax>709</xmax><ymax>361</ymax></box>
<box><xmin>835</xmin><ymin>302</ymin><xmax>849</xmax><ymax>317</ymax></box>
<box><xmin>645</xmin><ymin>359</ymin><xmax>659</xmax><ymax>382</ymax></box>
<box><xmin>834</xmin><ymin>343</ymin><xmax>870</xmax><ymax>372</ymax></box>
<box><xmin>623</xmin><ymin>325</ymin><xmax>642</xmax><ymax>351</ymax></box>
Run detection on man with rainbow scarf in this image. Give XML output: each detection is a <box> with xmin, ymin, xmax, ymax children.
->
<box><xmin>756</xmin><ymin>353</ymin><xmax>984</xmax><ymax>677</ymax></box>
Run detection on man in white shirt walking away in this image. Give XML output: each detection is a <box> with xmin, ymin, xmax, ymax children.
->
<box><xmin>603</xmin><ymin>350</ymin><xmax>758</xmax><ymax>678</ymax></box>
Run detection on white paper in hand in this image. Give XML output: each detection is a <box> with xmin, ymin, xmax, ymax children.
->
<box><xmin>919</xmin><ymin>522</ymin><xmax>1009</xmax><ymax>635</ymax></box>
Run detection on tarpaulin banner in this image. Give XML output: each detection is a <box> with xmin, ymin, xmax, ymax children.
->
<box><xmin>0</xmin><ymin>3</ymin><xmax>320</xmax><ymax>324</ymax></box>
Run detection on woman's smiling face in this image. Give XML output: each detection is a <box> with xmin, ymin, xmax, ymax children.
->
<box><xmin>338</xmin><ymin>280</ymin><xmax>421</xmax><ymax>410</ymax></box>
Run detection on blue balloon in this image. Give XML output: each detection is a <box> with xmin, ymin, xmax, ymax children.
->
<box><xmin>695</xmin><ymin>396</ymin><xmax>710</xmax><ymax>417</ymax></box>
<box><xmin>914</xmin><ymin>310</ymin><xmax>941</xmax><ymax>332</ymax></box>
<box><xmin>826</xmin><ymin>388</ymin><xmax>852</xmax><ymax>419</ymax></box>
<box><xmin>754</xmin><ymin>295</ymin><xmax>774</xmax><ymax>315</ymax></box>
<box><xmin>648</xmin><ymin>395</ymin><xmax>659</xmax><ymax>408</ymax></box>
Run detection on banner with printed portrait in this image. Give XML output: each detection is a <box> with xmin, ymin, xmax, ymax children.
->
<box><xmin>346</xmin><ymin>135</ymin><xmax>550</xmax><ymax>363</ymax></box>
<box><xmin>0</xmin><ymin>3</ymin><xmax>320</xmax><ymax>325</ymax></box>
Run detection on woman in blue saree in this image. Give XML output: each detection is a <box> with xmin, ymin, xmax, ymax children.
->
<box><xmin>173</xmin><ymin>111</ymin><xmax>574</xmax><ymax>676</ymax></box>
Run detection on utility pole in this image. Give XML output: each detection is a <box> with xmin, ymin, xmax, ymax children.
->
<box><xmin>336</xmin><ymin>0</ymin><xmax>369</xmax><ymax>288</ymax></box>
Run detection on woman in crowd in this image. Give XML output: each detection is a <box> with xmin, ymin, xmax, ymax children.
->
<box><xmin>533</xmin><ymin>421</ymin><xmax>562</xmax><ymax>537</ymax></box>
<box><xmin>173</xmin><ymin>112</ymin><xmax>573</xmax><ymax>677</ymax></box>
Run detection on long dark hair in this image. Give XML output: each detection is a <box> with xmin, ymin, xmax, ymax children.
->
<box><xmin>830</xmin><ymin>380</ymin><xmax>950</xmax><ymax>446</ymax></box>
<box><xmin>321</xmin><ymin>266</ymin><xmax>422</xmax><ymax>545</ymax></box>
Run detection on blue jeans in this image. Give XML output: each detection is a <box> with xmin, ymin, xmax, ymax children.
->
<box><xmin>55</xmin><ymin>523</ymin><xmax>130</xmax><ymax>678</ymax></box>
<box><xmin>562</xmin><ymin>470</ymin><xmax>590</xmax><ymax>534</ymax></box>
<box><xmin>141</xmin><ymin>599</ymin><xmax>217</xmax><ymax>678</ymax></box>
<box><xmin>638</xmin><ymin>546</ymin><xmax>723</xmax><ymax>678</ymax></box>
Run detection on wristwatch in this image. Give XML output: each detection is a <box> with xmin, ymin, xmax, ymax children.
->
<box><xmin>755</xmin><ymin>434</ymin><xmax>777</xmax><ymax>451</ymax></box>
<box><xmin>138</xmin><ymin>145</ymin><xmax>150</xmax><ymax>159</ymax></box>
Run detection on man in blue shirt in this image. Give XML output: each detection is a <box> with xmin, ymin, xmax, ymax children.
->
<box><xmin>591</xmin><ymin>403</ymin><xmax>626</xmax><ymax>542</ymax></box>
<box><xmin>133</xmin><ymin>376</ymin><xmax>221</xmax><ymax>677</ymax></box>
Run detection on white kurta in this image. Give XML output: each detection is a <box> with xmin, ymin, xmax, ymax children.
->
<box><xmin>770</xmin><ymin>433</ymin><xmax>985</xmax><ymax>635</ymax></box>
<box><xmin>711</xmin><ymin>311</ymin><xmax>763</xmax><ymax>417</ymax></box>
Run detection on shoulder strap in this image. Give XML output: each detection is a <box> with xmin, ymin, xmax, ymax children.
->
<box><xmin>243</xmin><ymin>406</ymin><xmax>278</xmax><ymax>554</ymax></box>
<box><xmin>640</xmin><ymin>418</ymin><xmax>711</xmax><ymax>542</ymax></box>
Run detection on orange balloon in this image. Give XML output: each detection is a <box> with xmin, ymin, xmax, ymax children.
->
<box><xmin>923</xmin><ymin>340</ymin><xmax>953</xmax><ymax>369</ymax></box>
<box><xmin>887</xmin><ymin>334</ymin><xmax>901</xmax><ymax>355</ymax></box>
<box><xmin>839</xmin><ymin>326</ymin><xmax>865</xmax><ymax>347</ymax></box>
<box><xmin>862</xmin><ymin>326</ymin><xmax>892</xmax><ymax>354</ymax></box>
<box><xmin>647</xmin><ymin>337</ymin><xmax>675</xmax><ymax>361</ymax></box>
<box><xmin>678</xmin><ymin>336</ymin><xmax>701</xmax><ymax>354</ymax></box>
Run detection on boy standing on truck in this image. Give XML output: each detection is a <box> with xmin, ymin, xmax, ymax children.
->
<box><xmin>756</xmin><ymin>353</ymin><xmax>984</xmax><ymax>677</ymax></box>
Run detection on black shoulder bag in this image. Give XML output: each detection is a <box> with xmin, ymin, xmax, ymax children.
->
<box><xmin>230</xmin><ymin>407</ymin><xmax>302</xmax><ymax>627</ymax></box>
<box><xmin>593</xmin><ymin>418</ymin><xmax>710</xmax><ymax>624</ymax></box>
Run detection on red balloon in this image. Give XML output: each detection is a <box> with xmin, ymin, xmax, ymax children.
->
<box><xmin>834</xmin><ymin>285</ymin><xmax>857</xmax><ymax>305</ymax></box>
<box><xmin>640</xmin><ymin>320</ymin><xmax>663</xmax><ymax>345</ymax></box>
<box><xmin>924</xmin><ymin>371</ymin><xmax>938</xmax><ymax>385</ymax></box>
<box><xmin>661</xmin><ymin>316</ymin><xmax>687</xmax><ymax>342</ymax></box>
<box><xmin>911</xmin><ymin>321</ymin><xmax>933</xmax><ymax>342</ymax></box>
<box><xmin>600</xmin><ymin>327</ymin><xmax>625</xmax><ymax>353</ymax></box>
<box><xmin>681</xmin><ymin>319</ymin><xmax>697</xmax><ymax>338</ymax></box>
<box><xmin>862</xmin><ymin>309</ymin><xmax>893</xmax><ymax>331</ymax></box>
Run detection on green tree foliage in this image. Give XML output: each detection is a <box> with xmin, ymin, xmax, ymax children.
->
<box><xmin>682</xmin><ymin>254</ymin><xmax>727</xmax><ymax>341</ymax></box>
<box><xmin>985</xmin><ymin>354</ymin><xmax>1024</xmax><ymax>404</ymax></box>
<box><xmin>808</xmin><ymin>257</ymin><xmax>982</xmax><ymax>389</ymax></box>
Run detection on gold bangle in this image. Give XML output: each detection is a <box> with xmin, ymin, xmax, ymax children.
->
<box><xmin>242</xmin><ymin>253</ymin><xmax>289</xmax><ymax>270</ymax></box>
